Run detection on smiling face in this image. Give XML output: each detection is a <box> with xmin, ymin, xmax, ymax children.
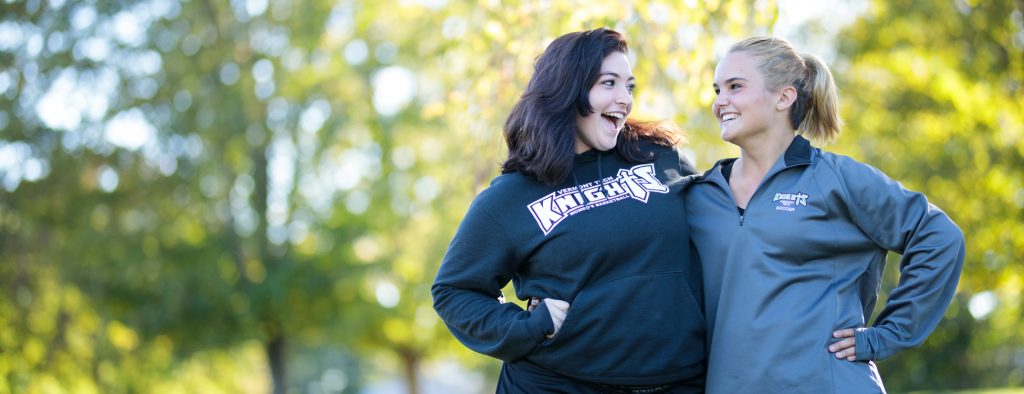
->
<box><xmin>712</xmin><ymin>51</ymin><xmax>786</xmax><ymax>145</ymax></box>
<box><xmin>574</xmin><ymin>52</ymin><xmax>634</xmax><ymax>153</ymax></box>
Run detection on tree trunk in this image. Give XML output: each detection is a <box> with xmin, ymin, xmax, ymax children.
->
<box><xmin>400</xmin><ymin>349</ymin><xmax>420</xmax><ymax>394</ymax></box>
<box><xmin>267</xmin><ymin>333</ymin><xmax>286</xmax><ymax>394</ymax></box>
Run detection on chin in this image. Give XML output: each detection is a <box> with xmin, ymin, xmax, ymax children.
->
<box><xmin>720</xmin><ymin>130</ymin><xmax>736</xmax><ymax>143</ymax></box>
<box><xmin>601</xmin><ymin>138</ymin><xmax>619</xmax><ymax>151</ymax></box>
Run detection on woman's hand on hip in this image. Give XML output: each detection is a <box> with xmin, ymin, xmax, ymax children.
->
<box><xmin>829</xmin><ymin>328</ymin><xmax>858</xmax><ymax>361</ymax></box>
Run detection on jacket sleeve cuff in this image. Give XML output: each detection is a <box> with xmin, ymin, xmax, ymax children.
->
<box><xmin>854</xmin><ymin>327</ymin><xmax>877</xmax><ymax>361</ymax></box>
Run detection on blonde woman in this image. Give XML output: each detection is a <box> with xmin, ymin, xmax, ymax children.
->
<box><xmin>685</xmin><ymin>37</ymin><xmax>965</xmax><ymax>393</ymax></box>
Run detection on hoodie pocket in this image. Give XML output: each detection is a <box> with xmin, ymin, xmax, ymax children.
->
<box><xmin>530</xmin><ymin>271</ymin><xmax>706</xmax><ymax>382</ymax></box>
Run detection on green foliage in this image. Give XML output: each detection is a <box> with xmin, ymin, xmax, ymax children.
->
<box><xmin>1</xmin><ymin>0</ymin><xmax>1020</xmax><ymax>392</ymax></box>
<box><xmin>831</xmin><ymin>0</ymin><xmax>1024</xmax><ymax>390</ymax></box>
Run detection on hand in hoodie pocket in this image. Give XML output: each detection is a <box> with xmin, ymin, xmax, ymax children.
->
<box><xmin>542</xmin><ymin>299</ymin><xmax>570</xmax><ymax>338</ymax></box>
<box><xmin>528</xmin><ymin>297</ymin><xmax>571</xmax><ymax>338</ymax></box>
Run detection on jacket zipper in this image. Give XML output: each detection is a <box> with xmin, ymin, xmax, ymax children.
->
<box><xmin>696</xmin><ymin>146</ymin><xmax>813</xmax><ymax>229</ymax></box>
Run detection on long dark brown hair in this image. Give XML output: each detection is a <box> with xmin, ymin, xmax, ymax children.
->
<box><xmin>501</xmin><ymin>28</ymin><xmax>678</xmax><ymax>185</ymax></box>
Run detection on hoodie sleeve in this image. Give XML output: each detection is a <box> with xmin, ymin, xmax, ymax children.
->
<box><xmin>431</xmin><ymin>195</ymin><xmax>555</xmax><ymax>362</ymax></box>
<box><xmin>832</xmin><ymin>156</ymin><xmax>966</xmax><ymax>361</ymax></box>
<box><xmin>677</xmin><ymin>147</ymin><xmax>698</xmax><ymax>176</ymax></box>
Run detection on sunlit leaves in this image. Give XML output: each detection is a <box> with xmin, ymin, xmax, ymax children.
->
<box><xmin>836</xmin><ymin>0</ymin><xmax>1024</xmax><ymax>389</ymax></box>
<box><xmin>26</xmin><ymin>0</ymin><xmax>1024</xmax><ymax>391</ymax></box>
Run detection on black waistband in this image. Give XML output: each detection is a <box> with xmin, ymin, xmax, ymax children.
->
<box><xmin>588</xmin><ymin>381</ymin><xmax>680</xmax><ymax>394</ymax></box>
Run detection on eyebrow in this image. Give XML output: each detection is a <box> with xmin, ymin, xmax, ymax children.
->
<box><xmin>713</xmin><ymin>77</ymin><xmax>747</xmax><ymax>88</ymax></box>
<box><xmin>600</xmin><ymin>72</ymin><xmax>635</xmax><ymax>81</ymax></box>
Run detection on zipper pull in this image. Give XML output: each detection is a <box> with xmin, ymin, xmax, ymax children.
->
<box><xmin>739</xmin><ymin>214</ymin><xmax>745</xmax><ymax>226</ymax></box>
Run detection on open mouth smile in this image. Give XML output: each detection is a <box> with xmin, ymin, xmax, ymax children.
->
<box><xmin>601</xmin><ymin>111</ymin><xmax>626</xmax><ymax>130</ymax></box>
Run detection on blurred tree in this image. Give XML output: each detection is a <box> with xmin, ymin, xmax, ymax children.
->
<box><xmin>338</xmin><ymin>1</ymin><xmax>778</xmax><ymax>392</ymax></box>
<box><xmin>1</xmin><ymin>0</ymin><xmax>775</xmax><ymax>391</ymax></box>
<box><xmin>826</xmin><ymin>0</ymin><xmax>1024</xmax><ymax>390</ymax></box>
<box><xmin>1</xmin><ymin>0</ymin><xmax>372</xmax><ymax>392</ymax></box>
<box><xmin>10</xmin><ymin>0</ymin><xmax>1019</xmax><ymax>393</ymax></box>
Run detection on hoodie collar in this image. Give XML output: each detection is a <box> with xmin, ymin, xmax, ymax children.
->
<box><xmin>574</xmin><ymin>148</ymin><xmax>613</xmax><ymax>163</ymax></box>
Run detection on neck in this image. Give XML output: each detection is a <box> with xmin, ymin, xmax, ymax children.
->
<box><xmin>734</xmin><ymin>128</ymin><xmax>796</xmax><ymax>179</ymax></box>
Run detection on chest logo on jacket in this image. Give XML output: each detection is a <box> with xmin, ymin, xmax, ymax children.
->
<box><xmin>772</xmin><ymin>192</ymin><xmax>809</xmax><ymax>212</ymax></box>
<box><xmin>528</xmin><ymin>163</ymin><xmax>669</xmax><ymax>235</ymax></box>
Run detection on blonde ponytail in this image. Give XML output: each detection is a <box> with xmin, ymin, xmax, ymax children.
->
<box><xmin>798</xmin><ymin>53</ymin><xmax>841</xmax><ymax>142</ymax></box>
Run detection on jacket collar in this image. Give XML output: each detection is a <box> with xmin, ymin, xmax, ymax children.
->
<box><xmin>695</xmin><ymin>135</ymin><xmax>814</xmax><ymax>187</ymax></box>
<box><xmin>782</xmin><ymin>135</ymin><xmax>812</xmax><ymax>167</ymax></box>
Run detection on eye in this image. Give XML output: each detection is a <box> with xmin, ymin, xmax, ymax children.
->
<box><xmin>730</xmin><ymin>83</ymin><xmax>742</xmax><ymax>90</ymax></box>
<box><xmin>602</xmin><ymin>79</ymin><xmax>615</xmax><ymax>88</ymax></box>
<box><xmin>626</xmin><ymin>82</ymin><xmax>636</xmax><ymax>94</ymax></box>
<box><xmin>713</xmin><ymin>87</ymin><xmax>720</xmax><ymax>95</ymax></box>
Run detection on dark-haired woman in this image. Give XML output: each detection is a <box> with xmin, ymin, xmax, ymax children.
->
<box><xmin>432</xmin><ymin>28</ymin><xmax>705</xmax><ymax>393</ymax></box>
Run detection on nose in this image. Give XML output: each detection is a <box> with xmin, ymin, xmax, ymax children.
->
<box><xmin>615</xmin><ymin>86</ymin><xmax>632</xmax><ymax>109</ymax></box>
<box><xmin>712</xmin><ymin>93</ymin><xmax>727</xmax><ymax>114</ymax></box>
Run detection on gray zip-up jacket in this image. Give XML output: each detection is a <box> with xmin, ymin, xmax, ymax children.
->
<box><xmin>685</xmin><ymin>136</ymin><xmax>965</xmax><ymax>393</ymax></box>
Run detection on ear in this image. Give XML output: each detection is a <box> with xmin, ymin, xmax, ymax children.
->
<box><xmin>776</xmin><ymin>85</ymin><xmax>798</xmax><ymax>112</ymax></box>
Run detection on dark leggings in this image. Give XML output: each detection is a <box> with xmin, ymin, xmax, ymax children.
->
<box><xmin>496</xmin><ymin>360</ymin><xmax>704</xmax><ymax>394</ymax></box>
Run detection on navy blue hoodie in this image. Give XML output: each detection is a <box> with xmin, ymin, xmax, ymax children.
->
<box><xmin>432</xmin><ymin>142</ymin><xmax>705</xmax><ymax>385</ymax></box>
